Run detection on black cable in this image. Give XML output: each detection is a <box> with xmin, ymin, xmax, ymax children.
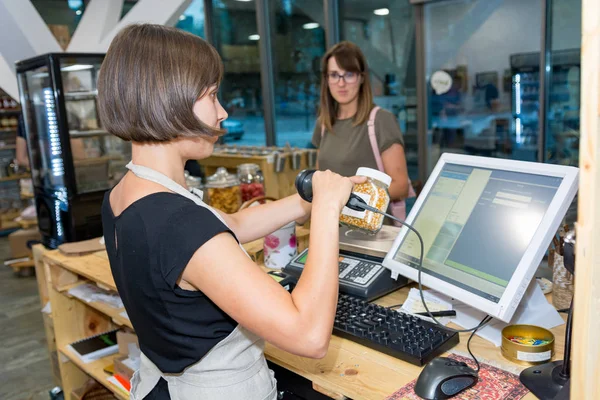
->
<box><xmin>467</xmin><ymin>315</ymin><xmax>493</xmax><ymax>372</ymax></box>
<box><xmin>352</xmin><ymin>200</ymin><xmax>493</xmax><ymax>334</ymax></box>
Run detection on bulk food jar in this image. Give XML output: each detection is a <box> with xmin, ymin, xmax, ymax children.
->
<box><xmin>339</xmin><ymin>167</ymin><xmax>391</xmax><ymax>234</ymax></box>
<box><xmin>237</xmin><ymin>163</ymin><xmax>265</xmax><ymax>202</ymax></box>
<box><xmin>205</xmin><ymin>167</ymin><xmax>242</xmax><ymax>213</ymax></box>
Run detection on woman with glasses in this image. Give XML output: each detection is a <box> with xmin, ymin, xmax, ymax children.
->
<box><xmin>312</xmin><ymin>42</ymin><xmax>411</xmax><ymax>211</ymax></box>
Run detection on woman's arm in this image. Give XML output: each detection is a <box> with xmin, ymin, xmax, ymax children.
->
<box><xmin>183</xmin><ymin>171</ymin><xmax>355</xmax><ymax>358</ymax></box>
<box><xmin>215</xmin><ymin>194</ymin><xmax>311</xmax><ymax>244</ymax></box>
<box><xmin>382</xmin><ymin>143</ymin><xmax>410</xmax><ymax>201</ymax></box>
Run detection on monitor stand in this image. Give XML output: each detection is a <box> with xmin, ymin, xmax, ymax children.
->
<box><xmin>447</xmin><ymin>280</ymin><xmax>564</xmax><ymax>347</ymax></box>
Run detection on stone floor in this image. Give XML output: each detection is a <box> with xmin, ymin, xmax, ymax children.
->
<box><xmin>0</xmin><ymin>237</ymin><xmax>55</xmax><ymax>400</ymax></box>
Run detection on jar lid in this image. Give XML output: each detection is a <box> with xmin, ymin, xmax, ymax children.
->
<box><xmin>356</xmin><ymin>167</ymin><xmax>392</xmax><ymax>187</ymax></box>
<box><xmin>206</xmin><ymin>167</ymin><xmax>240</xmax><ymax>188</ymax></box>
<box><xmin>237</xmin><ymin>163</ymin><xmax>260</xmax><ymax>174</ymax></box>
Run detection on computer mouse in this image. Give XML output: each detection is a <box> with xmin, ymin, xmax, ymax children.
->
<box><xmin>414</xmin><ymin>357</ymin><xmax>478</xmax><ymax>400</ymax></box>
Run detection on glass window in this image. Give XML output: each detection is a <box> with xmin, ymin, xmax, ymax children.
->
<box><xmin>341</xmin><ymin>0</ymin><xmax>418</xmax><ymax>182</ymax></box>
<box><xmin>210</xmin><ymin>0</ymin><xmax>265</xmax><ymax>147</ymax></box>
<box><xmin>545</xmin><ymin>0</ymin><xmax>581</xmax><ymax>167</ymax></box>
<box><xmin>423</xmin><ymin>0</ymin><xmax>542</xmax><ymax>174</ymax></box>
<box><xmin>271</xmin><ymin>0</ymin><xmax>326</xmax><ymax>148</ymax></box>
<box><xmin>175</xmin><ymin>0</ymin><xmax>206</xmax><ymax>38</ymax></box>
<box><xmin>32</xmin><ymin>0</ymin><xmax>86</xmax><ymax>49</ymax></box>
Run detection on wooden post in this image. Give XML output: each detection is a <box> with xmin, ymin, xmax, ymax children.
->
<box><xmin>572</xmin><ymin>0</ymin><xmax>600</xmax><ymax>398</ymax></box>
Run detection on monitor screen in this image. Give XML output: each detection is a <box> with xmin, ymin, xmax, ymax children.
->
<box><xmin>392</xmin><ymin>163</ymin><xmax>563</xmax><ymax>303</ymax></box>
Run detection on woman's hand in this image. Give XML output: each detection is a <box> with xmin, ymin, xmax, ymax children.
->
<box><xmin>312</xmin><ymin>170</ymin><xmax>366</xmax><ymax>212</ymax></box>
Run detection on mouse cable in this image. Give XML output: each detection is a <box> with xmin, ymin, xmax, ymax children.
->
<box><xmin>358</xmin><ymin>204</ymin><xmax>494</xmax><ymax>334</ymax></box>
<box><xmin>467</xmin><ymin>315</ymin><xmax>493</xmax><ymax>372</ymax></box>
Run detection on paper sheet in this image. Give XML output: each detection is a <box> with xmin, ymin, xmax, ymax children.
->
<box><xmin>107</xmin><ymin>376</ymin><xmax>129</xmax><ymax>394</ymax></box>
<box><xmin>447</xmin><ymin>280</ymin><xmax>565</xmax><ymax>347</ymax></box>
<box><xmin>400</xmin><ymin>288</ymin><xmax>453</xmax><ymax>325</ymax></box>
<box><xmin>68</xmin><ymin>283</ymin><xmax>123</xmax><ymax>309</ymax></box>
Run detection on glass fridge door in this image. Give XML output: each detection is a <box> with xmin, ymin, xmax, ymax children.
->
<box><xmin>18</xmin><ymin>63</ymin><xmax>67</xmax><ymax>191</ymax></box>
<box><xmin>59</xmin><ymin>57</ymin><xmax>131</xmax><ymax>194</ymax></box>
<box><xmin>545</xmin><ymin>50</ymin><xmax>580</xmax><ymax>166</ymax></box>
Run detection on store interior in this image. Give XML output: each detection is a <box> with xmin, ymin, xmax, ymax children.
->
<box><xmin>0</xmin><ymin>0</ymin><xmax>594</xmax><ymax>399</ymax></box>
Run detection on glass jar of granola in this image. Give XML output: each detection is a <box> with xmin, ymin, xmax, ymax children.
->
<box><xmin>339</xmin><ymin>167</ymin><xmax>391</xmax><ymax>234</ymax></box>
<box><xmin>205</xmin><ymin>167</ymin><xmax>242</xmax><ymax>213</ymax></box>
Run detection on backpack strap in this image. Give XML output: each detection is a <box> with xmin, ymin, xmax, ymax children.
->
<box><xmin>367</xmin><ymin>106</ymin><xmax>383</xmax><ymax>171</ymax></box>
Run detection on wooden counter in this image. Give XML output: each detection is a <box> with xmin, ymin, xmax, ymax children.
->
<box><xmin>36</xmin><ymin>239</ymin><xmax>566</xmax><ymax>399</ymax></box>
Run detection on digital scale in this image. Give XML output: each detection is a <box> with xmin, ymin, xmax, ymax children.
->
<box><xmin>283</xmin><ymin>225</ymin><xmax>409</xmax><ymax>301</ymax></box>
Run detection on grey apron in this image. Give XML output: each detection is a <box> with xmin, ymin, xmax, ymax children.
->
<box><xmin>125</xmin><ymin>162</ymin><xmax>277</xmax><ymax>400</ymax></box>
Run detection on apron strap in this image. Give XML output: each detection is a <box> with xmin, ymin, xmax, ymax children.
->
<box><xmin>126</xmin><ymin>162</ymin><xmax>203</xmax><ymax>203</ymax></box>
<box><xmin>125</xmin><ymin>161</ymin><xmax>248</xmax><ymax>253</ymax></box>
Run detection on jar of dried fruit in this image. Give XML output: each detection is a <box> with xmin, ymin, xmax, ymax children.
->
<box><xmin>237</xmin><ymin>163</ymin><xmax>265</xmax><ymax>202</ymax></box>
<box><xmin>339</xmin><ymin>167</ymin><xmax>391</xmax><ymax>234</ymax></box>
<box><xmin>205</xmin><ymin>167</ymin><xmax>242</xmax><ymax>213</ymax></box>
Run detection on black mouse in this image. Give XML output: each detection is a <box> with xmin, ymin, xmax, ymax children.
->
<box><xmin>414</xmin><ymin>357</ymin><xmax>478</xmax><ymax>399</ymax></box>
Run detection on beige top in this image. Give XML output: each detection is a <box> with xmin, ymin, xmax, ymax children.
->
<box><xmin>311</xmin><ymin>108</ymin><xmax>405</xmax><ymax>178</ymax></box>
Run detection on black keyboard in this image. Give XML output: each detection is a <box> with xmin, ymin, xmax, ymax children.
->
<box><xmin>334</xmin><ymin>294</ymin><xmax>460</xmax><ymax>366</ymax></box>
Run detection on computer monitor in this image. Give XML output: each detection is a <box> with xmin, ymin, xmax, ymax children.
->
<box><xmin>383</xmin><ymin>154</ymin><xmax>578</xmax><ymax>323</ymax></box>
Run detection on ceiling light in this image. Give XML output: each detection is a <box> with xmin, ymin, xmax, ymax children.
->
<box><xmin>61</xmin><ymin>64</ymin><xmax>94</xmax><ymax>72</ymax></box>
<box><xmin>373</xmin><ymin>8</ymin><xmax>390</xmax><ymax>16</ymax></box>
<box><xmin>248</xmin><ymin>34</ymin><xmax>260</xmax><ymax>41</ymax></box>
<box><xmin>236</xmin><ymin>0</ymin><xmax>253</xmax><ymax>2</ymax></box>
<box><xmin>302</xmin><ymin>22</ymin><xmax>320</xmax><ymax>30</ymax></box>
<box><xmin>75</xmin><ymin>9</ymin><xmax>82</xmax><ymax>15</ymax></box>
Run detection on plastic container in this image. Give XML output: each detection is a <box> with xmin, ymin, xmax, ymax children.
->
<box><xmin>237</xmin><ymin>163</ymin><xmax>265</xmax><ymax>202</ymax></box>
<box><xmin>205</xmin><ymin>167</ymin><xmax>242</xmax><ymax>213</ymax></box>
<box><xmin>339</xmin><ymin>167</ymin><xmax>391</xmax><ymax>234</ymax></box>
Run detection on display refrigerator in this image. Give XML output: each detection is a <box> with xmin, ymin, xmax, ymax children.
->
<box><xmin>16</xmin><ymin>53</ymin><xmax>130</xmax><ymax>248</ymax></box>
<box><xmin>510</xmin><ymin>52</ymin><xmax>540</xmax><ymax>162</ymax></box>
<box><xmin>510</xmin><ymin>50</ymin><xmax>580</xmax><ymax>164</ymax></box>
<box><xmin>545</xmin><ymin>49</ymin><xmax>580</xmax><ymax>166</ymax></box>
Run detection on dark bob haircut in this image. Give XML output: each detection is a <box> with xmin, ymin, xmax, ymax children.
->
<box><xmin>98</xmin><ymin>24</ymin><xmax>224</xmax><ymax>142</ymax></box>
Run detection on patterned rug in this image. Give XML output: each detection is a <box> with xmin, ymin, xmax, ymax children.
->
<box><xmin>385</xmin><ymin>354</ymin><xmax>530</xmax><ymax>400</ymax></box>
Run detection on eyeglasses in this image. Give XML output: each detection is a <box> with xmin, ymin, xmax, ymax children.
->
<box><xmin>327</xmin><ymin>71</ymin><xmax>360</xmax><ymax>84</ymax></box>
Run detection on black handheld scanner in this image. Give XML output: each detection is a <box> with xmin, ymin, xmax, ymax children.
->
<box><xmin>295</xmin><ymin>169</ymin><xmax>371</xmax><ymax>212</ymax></box>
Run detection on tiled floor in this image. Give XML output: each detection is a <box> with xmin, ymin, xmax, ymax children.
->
<box><xmin>0</xmin><ymin>237</ymin><xmax>55</xmax><ymax>400</ymax></box>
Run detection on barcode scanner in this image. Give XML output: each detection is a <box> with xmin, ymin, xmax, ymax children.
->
<box><xmin>295</xmin><ymin>169</ymin><xmax>371</xmax><ymax>212</ymax></box>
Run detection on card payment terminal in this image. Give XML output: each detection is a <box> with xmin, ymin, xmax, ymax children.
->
<box><xmin>283</xmin><ymin>226</ymin><xmax>408</xmax><ymax>301</ymax></box>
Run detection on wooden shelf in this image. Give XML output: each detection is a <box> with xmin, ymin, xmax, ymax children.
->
<box><xmin>0</xmin><ymin>109</ymin><xmax>21</xmax><ymax>115</ymax></box>
<box><xmin>69</xmin><ymin>129</ymin><xmax>109</xmax><ymax>138</ymax></box>
<box><xmin>0</xmin><ymin>128</ymin><xmax>17</xmax><ymax>133</ymax></box>
<box><xmin>59</xmin><ymin>346</ymin><xmax>128</xmax><ymax>400</ymax></box>
<box><xmin>0</xmin><ymin>145</ymin><xmax>17</xmax><ymax>150</ymax></box>
<box><xmin>0</xmin><ymin>173</ymin><xmax>30</xmax><ymax>182</ymax></box>
<box><xmin>65</xmin><ymin>284</ymin><xmax>132</xmax><ymax>329</ymax></box>
<box><xmin>64</xmin><ymin>91</ymin><xmax>98</xmax><ymax>100</ymax></box>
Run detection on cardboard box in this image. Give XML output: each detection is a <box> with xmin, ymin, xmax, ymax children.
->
<box><xmin>114</xmin><ymin>356</ymin><xmax>134</xmax><ymax>381</ymax></box>
<box><xmin>116</xmin><ymin>330</ymin><xmax>138</xmax><ymax>356</ymax></box>
<box><xmin>114</xmin><ymin>330</ymin><xmax>139</xmax><ymax>380</ymax></box>
<box><xmin>8</xmin><ymin>228</ymin><xmax>41</xmax><ymax>258</ymax></box>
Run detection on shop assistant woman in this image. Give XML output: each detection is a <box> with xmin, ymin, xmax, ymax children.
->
<box><xmin>312</xmin><ymin>42</ymin><xmax>411</xmax><ymax>210</ymax></box>
<box><xmin>98</xmin><ymin>24</ymin><xmax>362</xmax><ymax>400</ymax></box>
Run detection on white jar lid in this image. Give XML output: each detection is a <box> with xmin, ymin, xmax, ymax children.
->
<box><xmin>356</xmin><ymin>167</ymin><xmax>392</xmax><ymax>187</ymax></box>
